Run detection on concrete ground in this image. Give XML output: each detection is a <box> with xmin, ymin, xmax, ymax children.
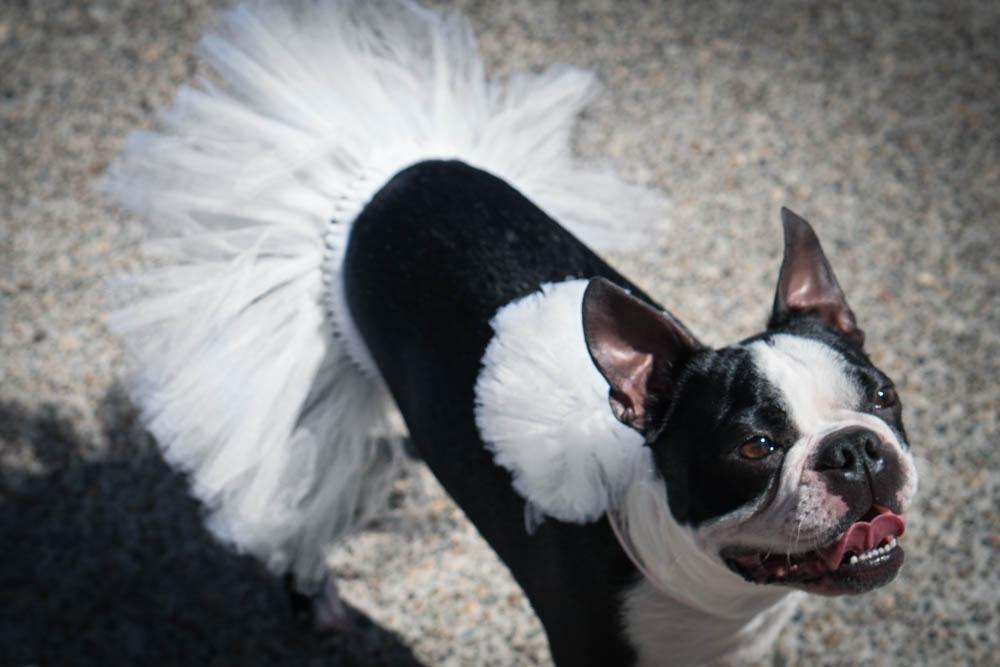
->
<box><xmin>1</xmin><ymin>0</ymin><xmax>997</xmax><ymax>665</ymax></box>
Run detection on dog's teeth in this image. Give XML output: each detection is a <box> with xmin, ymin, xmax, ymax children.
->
<box><xmin>850</xmin><ymin>555</ymin><xmax>858</xmax><ymax>565</ymax></box>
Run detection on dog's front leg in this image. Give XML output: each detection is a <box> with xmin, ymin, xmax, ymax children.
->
<box><xmin>284</xmin><ymin>574</ymin><xmax>352</xmax><ymax>634</ymax></box>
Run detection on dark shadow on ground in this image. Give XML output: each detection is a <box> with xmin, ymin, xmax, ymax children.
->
<box><xmin>0</xmin><ymin>387</ymin><xmax>424</xmax><ymax>667</ymax></box>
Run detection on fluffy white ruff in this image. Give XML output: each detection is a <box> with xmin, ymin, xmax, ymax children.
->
<box><xmin>475</xmin><ymin>280</ymin><xmax>651</xmax><ymax>524</ymax></box>
<box><xmin>105</xmin><ymin>0</ymin><xmax>665</xmax><ymax>587</ymax></box>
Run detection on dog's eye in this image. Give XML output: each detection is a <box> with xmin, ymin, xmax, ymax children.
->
<box><xmin>873</xmin><ymin>385</ymin><xmax>898</xmax><ymax>409</ymax></box>
<box><xmin>739</xmin><ymin>436</ymin><xmax>778</xmax><ymax>460</ymax></box>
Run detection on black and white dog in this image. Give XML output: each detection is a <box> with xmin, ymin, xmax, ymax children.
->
<box><xmin>106</xmin><ymin>2</ymin><xmax>917</xmax><ymax>665</ymax></box>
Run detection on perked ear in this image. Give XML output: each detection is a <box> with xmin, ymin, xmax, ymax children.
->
<box><xmin>769</xmin><ymin>208</ymin><xmax>865</xmax><ymax>347</ymax></box>
<box><xmin>582</xmin><ymin>278</ymin><xmax>702</xmax><ymax>436</ymax></box>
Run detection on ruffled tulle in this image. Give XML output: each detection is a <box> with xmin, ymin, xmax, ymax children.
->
<box><xmin>105</xmin><ymin>0</ymin><xmax>666</xmax><ymax>587</ymax></box>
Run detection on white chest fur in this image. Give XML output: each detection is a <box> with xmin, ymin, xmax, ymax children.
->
<box><xmin>611</xmin><ymin>479</ymin><xmax>796</xmax><ymax>665</ymax></box>
<box><xmin>623</xmin><ymin>579</ymin><xmax>801</xmax><ymax>667</ymax></box>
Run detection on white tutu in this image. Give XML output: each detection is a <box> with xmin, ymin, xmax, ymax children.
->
<box><xmin>105</xmin><ymin>0</ymin><xmax>666</xmax><ymax>588</ymax></box>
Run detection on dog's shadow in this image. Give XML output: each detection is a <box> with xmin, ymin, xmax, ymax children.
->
<box><xmin>0</xmin><ymin>386</ymin><xmax>424</xmax><ymax>667</ymax></box>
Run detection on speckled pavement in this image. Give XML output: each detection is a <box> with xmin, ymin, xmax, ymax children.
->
<box><xmin>1</xmin><ymin>1</ymin><xmax>997</xmax><ymax>665</ymax></box>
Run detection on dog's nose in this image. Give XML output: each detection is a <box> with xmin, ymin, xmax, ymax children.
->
<box><xmin>815</xmin><ymin>427</ymin><xmax>884</xmax><ymax>481</ymax></box>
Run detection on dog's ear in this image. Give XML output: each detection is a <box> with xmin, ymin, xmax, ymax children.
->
<box><xmin>582</xmin><ymin>278</ymin><xmax>702</xmax><ymax>435</ymax></box>
<box><xmin>769</xmin><ymin>208</ymin><xmax>864</xmax><ymax>346</ymax></box>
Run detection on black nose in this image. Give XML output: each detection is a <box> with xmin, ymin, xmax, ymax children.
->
<box><xmin>815</xmin><ymin>427</ymin><xmax>885</xmax><ymax>481</ymax></box>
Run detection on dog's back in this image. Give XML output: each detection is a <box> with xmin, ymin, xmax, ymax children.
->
<box><xmin>343</xmin><ymin>159</ymin><xmax>643</xmax><ymax>663</ymax></box>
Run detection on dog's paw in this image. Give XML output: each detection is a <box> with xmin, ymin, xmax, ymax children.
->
<box><xmin>285</xmin><ymin>575</ymin><xmax>353</xmax><ymax>635</ymax></box>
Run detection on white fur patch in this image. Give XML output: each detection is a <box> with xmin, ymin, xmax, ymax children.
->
<box><xmin>613</xmin><ymin>478</ymin><xmax>798</xmax><ymax>665</ymax></box>
<box><xmin>749</xmin><ymin>335</ymin><xmax>862</xmax><ymax>435</ymax></box>
<box><xmin>622</xmin><ymin>576</ymin><xmax>801</xmax><ymax>667</ymax></box>
<box><xmin>474</xmin><ymin>280</ymin><xmax>652</xmax><ymax>524</ymax></box>
<box><xmin>613</xmin><ymin>479</ymin><xmax>787</xmax><ymax>613</ymax></box>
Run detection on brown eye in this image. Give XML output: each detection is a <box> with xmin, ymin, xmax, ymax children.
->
<box><xmin>739</xmin><ymin>436</ymin><xmax>778</xmax><ymax>460</ymax></box>
<box><xmin>874</xmin><ymin>385</ymin><xmax>898</xmax><ymax>409</ymax></box>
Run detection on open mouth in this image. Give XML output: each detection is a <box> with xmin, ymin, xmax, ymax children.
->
<box><xmin>724</xmin><ymin>506</ymin><xmax>907</xmax><ymax>595</ymax></box>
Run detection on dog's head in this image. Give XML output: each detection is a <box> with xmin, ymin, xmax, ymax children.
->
<box><xmin>583</xmin><ymin>208</ymin><xmax>917</xmax><ymax>595</ymax></box>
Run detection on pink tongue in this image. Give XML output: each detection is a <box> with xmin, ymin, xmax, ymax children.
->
<box><xmin>819</xmin><ymin>507</ymin><xmax>906</xmax><ymax>571</ymax></box>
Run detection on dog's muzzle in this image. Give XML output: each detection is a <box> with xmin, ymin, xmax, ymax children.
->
<box><xmin>815</xmin><ymin>426</ymin><xmax>905</xmax><ymax>512</ymax></box>
<box><xmin>724</xmin><ymin>427</ymin><xmax>912</xmax><ymax>595</ymax></box>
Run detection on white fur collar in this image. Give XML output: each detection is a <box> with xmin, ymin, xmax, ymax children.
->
<box><xmin>610</xmin><ymin>479</ymin><xmax>792</xmax><ymax>617</ymax></box>
<box><xmin>608</xmin><ymin>447</ymin><xmax>798</xmax><ymax>665</ymax></box>
<box><xmin>474</xmin><ymin>279</ymin><xmax>652</xmax><ymax>524</ymax></box>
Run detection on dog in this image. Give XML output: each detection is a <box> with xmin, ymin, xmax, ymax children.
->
<box><xmin>105</xmin><ymin>2</ymin><xmax>918</xmax><ymax>665</ymax></box>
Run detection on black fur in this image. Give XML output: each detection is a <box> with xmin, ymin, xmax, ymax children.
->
<box><xmin>343</xmin><ymin>160</ymin><xmax>647</xmax><ymax>665</ymax></box>
<box><xmin>653</xmin><ymin>345</ymin><xmax>796</xmax><ymax>524</ymax></box>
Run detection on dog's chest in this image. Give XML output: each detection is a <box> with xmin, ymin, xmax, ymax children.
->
<box><xmin>623</xmin><ymin>580</ymin><xmax>801</xmax><ymax>666</ymax></box>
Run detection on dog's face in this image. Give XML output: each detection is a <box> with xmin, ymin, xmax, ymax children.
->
<box><xmin>583</xmin><ymin>209</ymin><xmax>917</xmax><ymax>596</ymax></box>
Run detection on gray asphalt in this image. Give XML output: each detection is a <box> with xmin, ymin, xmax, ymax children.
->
<box><xmin>1</xmin><ymin>1</ymin><xmax>997</xmax><ymax>665</ymax></box>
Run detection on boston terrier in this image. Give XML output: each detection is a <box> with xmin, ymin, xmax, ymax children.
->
<box><xmin>105</xmin><ymin>1</ymin><xmax>918</xmax><ymax>665</ymax></box>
